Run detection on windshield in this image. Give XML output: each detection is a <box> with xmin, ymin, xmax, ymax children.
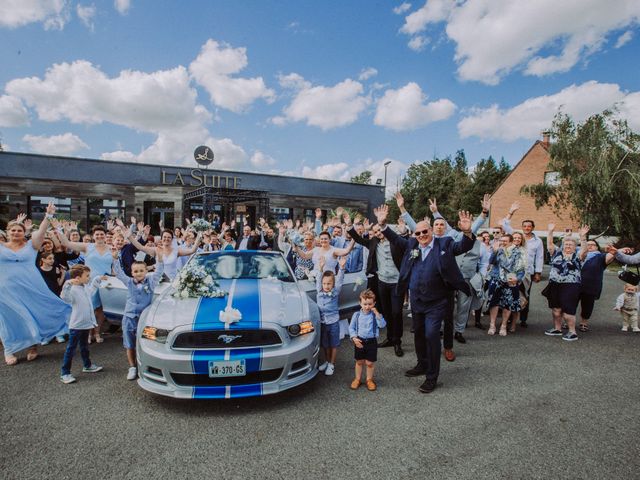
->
<box><xmin>191</xmin><ymin>251</ymin><xmax>295</xmax><ymax>282</ymax></box>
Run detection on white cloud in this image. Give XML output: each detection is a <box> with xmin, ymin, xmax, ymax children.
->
<box><xmin>393</xmin><ymin>3</ymin><xmax>412</xmax><ymax>15</ymax></box>
<box><xmin>301</xmin><ymin>158</ymin><xmax>408</xmax><ymax>198</ymax></box>
<box><xmin>114</xmin><ymin>0</ymin><xmax>130</xmax><ymax>15</ymax></box>
<box><xmin>408</xmin><ymin>35</ymin><xmax>429</xmax><ymax>52</ymax></box>
<box><xmin>400</xmin><ymin>0</ymin><xmax>640</xmax><ymax>84</ymax></box>
<box><xmin>458</xmin><ymin>81</ymin><xmax>640</xmax><ymax>141</ymax></box>
<box><xmin>274</xmin><ymin>74</ymin><xmax>369</xmax><ymax>130</ymax></box>
<box><xmin>277</xmin><ymin>72</ymin><xmax>311</xmax><ymax>90</ymax></box>
<box><xmin>358</xmin><ymin>67</ymin><xmax>378</xmax><ymax>81</ymax></box>
<box><xmin>0</xmin><ymin>95</ymin><xmax>29</xmax><ymax>127</ymax></box>
<box><xmin>374</xmin><ymin>82</ymin><xmax>456</xmax><ymax>131</ymax></box>
<box><xmin>0</xmin><ymin>0</ymin><xmax>69</xmax><ymax>30</ymax></box>
<box><xmin>189</xmin><ymin>39</ymin><xmax>275</xmax><ymax>113</ymax></box>
<box><xmin>615</xmin><ymin>30</ymin><xmax>633</xmax><ymax>48</ymax></box>
<box><xmin>250</xmin><ymin>150</ymin><xmax>276</xmax><ymax>168</ymax></box>
<box><xmin>23</xmin><ymin>133</ymin><xmax>89</xmax><ymax>156</ymax></box>
<box><xmin>76</xmin><ymin>4</ymin><xmax>96</xmax><ymax>31</ymax></box>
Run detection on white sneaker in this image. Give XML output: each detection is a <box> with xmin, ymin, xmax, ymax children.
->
<box><xmin>633</xmin><ymin>327</ymin><xmax>640</xmax><ymax>333</ymax></box>
<box><xmin>318</xmin><ymin>361</ymin><xmax>328</xmax><ymax>372</ymax></box>
<box><xmin>126</xmin><ymin>367</ymin><xmax>138</xmax><ymax>380</ymax></box>
<box><xmin>55</xmin><ymin>335</ymin><xmax>66</xmax><ymax>343</ymax></box>
<box><xmin>325</xmin><ymin>363</ymin><xmax>335</xmax><ymax>376</ymax></box>
<box><xmin>622</xmin><ymin>326</ymin><xmax>629</xmax><ymax>332</ymax></box>
<box><xmin>60</xmin><ymin>374</ymin><xmax>76</xmax><ymax>384</ymax></box>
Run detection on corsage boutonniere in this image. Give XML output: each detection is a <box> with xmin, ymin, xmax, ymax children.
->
<box><xmin>410</xmin><ymin>249</ymin><xmax>420</xmax><ymax>259</ymax></box>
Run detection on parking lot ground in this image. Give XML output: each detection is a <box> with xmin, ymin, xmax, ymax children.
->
<box><xmin>2</xmin><ymin>271</ymin><xmax>640</xmax><ymax>480</ymax></box>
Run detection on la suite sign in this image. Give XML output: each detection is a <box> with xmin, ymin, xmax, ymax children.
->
<box><xmin>161</xmin><ymin>168</ymin><xmax>241</xmax><ymax>189</ymax></box>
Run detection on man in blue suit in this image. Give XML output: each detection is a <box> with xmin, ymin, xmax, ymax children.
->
<box><xmin>374</xmin><ymin>204</ymin><xmax>475</xmax><ymax>393</ymax></box>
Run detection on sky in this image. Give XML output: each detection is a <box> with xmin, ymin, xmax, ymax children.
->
<box><xmin>0</xmin><ymin>0</ymin><xmax>639</xmax><ymax>195</ymax></box>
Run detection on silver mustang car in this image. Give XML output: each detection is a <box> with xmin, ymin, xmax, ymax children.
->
<box><xmin>100</xmin><ymin>250</ymin><xmax>366</xmax><ymax>399</ymax></box>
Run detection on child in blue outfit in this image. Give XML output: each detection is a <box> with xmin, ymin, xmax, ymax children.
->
<box><xmin>349</xmin><ymin>289</ymin><xmax>386</xmax><ymax>391</ymax></box>
<box><xmin>59</xmin><ymin>265</ymin><xmax>106</xmax><ymax>384</ymax></box>
<box><xmin>112</xmin><ymin>243</ymin><xmax>165</xmax><ymax>380</ymax></box>
<box><xmin>315</xmin><ymin>255</ymin><xmax>347</xmax><ymax>376</ymax></box>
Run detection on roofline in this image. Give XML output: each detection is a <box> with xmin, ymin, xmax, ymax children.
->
<box><xmin>490</xmin><ymin>140</ymin><xmax>549</xmax><ymax>197</ymax></box>
<box><xmin>0</xmin><ymin>150</ymin><xmax>382</xmax><ymax>190</ymax></box>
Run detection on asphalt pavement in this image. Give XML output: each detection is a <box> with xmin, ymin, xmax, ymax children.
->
<box><xmin>2</xmin><ymin>271</ymin><xmax>639</xmax><ymax>480</ymax></box>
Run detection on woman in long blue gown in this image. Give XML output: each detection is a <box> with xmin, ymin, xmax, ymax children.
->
<box><xmin>0</xmin><ymin>203</ymin><xmax>71</xmax><ymax>365</ymax></box>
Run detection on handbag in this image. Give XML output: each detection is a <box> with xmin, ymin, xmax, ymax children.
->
<box><xmin>618</xmin><ymin>265</ymin><xmax>640</xmax><ymax>286</ymax></box>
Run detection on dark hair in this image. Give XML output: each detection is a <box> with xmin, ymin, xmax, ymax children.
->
<box><xmin>319</xmin><ymin>231</ymin><xmax>331</xmax><ymax>239</ymax></box>
<box><xmin>162</xmin><ymin>228</ymin><xmax>174</xmax><ymax>238</ymax></box>
<box><xmin>587</xmin><ymin>238</ymin><xmax>601</xmax><ymax>251</ymax></box>
<box><xmin>131</xmin><ymin>260</ymin><xmax>147</xmax><ymax>269</ymax></box>
<box><xmin>522</xmin><ymin>220</ymin><xmax>535</xmax><ymax>228</ymax></box>
<box><xmin>69</xmin><ymin>264</ymin><xmax>91</xmax><ymax>278</ymax></box>
<box><xmin>39</xmin><ymin>251</ymin><xmax>54</xmax><ymax>262</ymax></box>
<box><xmin>91</xmin><ymin>225</ymin><xmax>106</xmax><ymax>234</ymax></box>
<box><xmin>322</xmin><ymin>270</ymin><xmax>335</xmax><ymax>282</ymax></box>
<box><xmin>501</xmin><ymin>233</ymin><xmax>514</xmax><ymax>242</ymax></box>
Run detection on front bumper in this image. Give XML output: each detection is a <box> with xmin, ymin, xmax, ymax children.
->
<box><xmin>136</xmin><ymin>323</ymin><xmax>319</xmax><ymax>399</ymax></box>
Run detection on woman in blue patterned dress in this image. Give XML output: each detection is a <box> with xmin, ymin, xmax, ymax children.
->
<box><xmin>486</xmin><ymin>233</ymin><xmax>527</xmax><ymax>336</ymax></box>
<box><xmin>543</xmin><ymin>224</ymin><xmax>589</xmax><ymax>342</ymax></box>
<box><xmin>0</xmin><ymin>203</ymin><xmax>71</xmax><ymax>365</ymax></box>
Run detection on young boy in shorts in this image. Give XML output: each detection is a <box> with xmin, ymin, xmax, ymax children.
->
<box><xmin>349</xmin><ymin>289</ymin><xmax>386</xmax><ymax>391</ymax></box>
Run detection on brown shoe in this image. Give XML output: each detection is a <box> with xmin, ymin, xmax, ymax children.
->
<box><xmin>443</xmin><ymin>348</ymin><xmax>456</xmax><ymax>362</ymax></box>
<box><xmin>366</xmin><ymin>379</ymin><xmax>377</xmax><ymax>391</ymax></box>
<box><xmin>350</xmin><ymin>378</ymin><xmax>361</xmax><ymax>390</ymax></box>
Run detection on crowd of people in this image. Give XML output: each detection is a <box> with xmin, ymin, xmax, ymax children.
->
<box><xmin>1</xmin><ymin>194</ymin><xmax>638</xmax><ymax>393</ymax></box>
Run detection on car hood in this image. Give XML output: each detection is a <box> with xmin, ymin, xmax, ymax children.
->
<box><xmin>145</xmin><ymin>277</ymin><xmax>308</xmax><ymax>330</ymax></box>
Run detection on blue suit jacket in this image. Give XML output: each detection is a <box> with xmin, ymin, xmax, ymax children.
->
<box><xmin>382</xmin><ymin>226</ymin><xmax>475</xmax><ymax>298</ymax></box>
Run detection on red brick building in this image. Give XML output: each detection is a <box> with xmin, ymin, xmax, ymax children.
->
<box><xmin>489</xmin><ymin>135</ymin><xmax>579</xmax><ymax>235</ymax></box>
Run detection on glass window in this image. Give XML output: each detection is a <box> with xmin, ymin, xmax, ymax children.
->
<box><xmin>192</xmin><ymin>251</ymin><xmax>294</xmax><ymax>282</ymax></box>
<box><xmin>544</xmin><ymin>172</ymin><xmax>561</xmax><ymax>186</ymax></box>
<box><xmin>270</xmin><ymin>207</ymin><xmax>291</xmax><ymax>221</ymax></box>
<box><xmin>0</xmin><ymin>194</ymin><xmax>27</xmax><ymax>229</ymax></box>
<box><xmin>87</xmin><ymin>199</ymin><xmax>126</xmax><ymax>228</ymax></box>
<box><xmin>30</xmin><ymin>196</ymin><xmax>71</xmax><ymax>222</ymax></box>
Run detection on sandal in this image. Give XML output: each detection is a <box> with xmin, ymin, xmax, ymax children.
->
<box><xmin>487</xmin><ymin>326</ymin><xmax>496</xmax><ymax>336</ymax></box>
<box><xmin>499</xmin><ymin>327</ymin><xmax>507</xmax><ymax>337</ymax></box>
<box><xmin>5</xmin><ymin>355</ymin><xmax>18</xmax><ymax>366</ymax></box>
<box><xmin>578</xmin><ymin>324</ymin><xmax>589</xmax><ymax>332</ymax></box>
<box><xmin>350</xmin><ymin>378</ymin><xmax>361</xmax><ymax>390</ymax></box>
<box><xmin>95</xmin><ymin>335</ymin><xmax>104</xmax><ymax>344</ymax></box>
<box><xmin>26</xmin><ymin>348</ymin><xmax>38</xmax><ymax>361</ymax></box>
<box><xmin>366</xmin><ymin>379</ymin><xmax>377</xmax><ymax>391</ymax></box>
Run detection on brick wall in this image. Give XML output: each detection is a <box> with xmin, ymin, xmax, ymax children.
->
<box><xmin>489</xmin><ymin>141</ymin><xmax>579</xmax><ymax>234</ymax></box>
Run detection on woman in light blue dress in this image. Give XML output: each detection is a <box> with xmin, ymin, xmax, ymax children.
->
<box><xmin>0</xmin><ymin>203</ymin><xmax>71</xmax><ymax>365</ymax></box>
<box><xmin>56</xmin><ymin>225</ymin><xmax>113</xmax><ymax>343</ymax></box>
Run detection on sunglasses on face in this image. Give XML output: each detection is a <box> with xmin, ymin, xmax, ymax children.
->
<box><xmin>414</xmin><ymin>229</ymin><xmax>430</xmax><ymax>237</ymax></box>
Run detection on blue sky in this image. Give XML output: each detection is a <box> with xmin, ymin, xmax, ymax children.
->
<box><xmin>1</xmin><ymin>0</ymin><xmax>639</xmax><ymax>193</ymax></box>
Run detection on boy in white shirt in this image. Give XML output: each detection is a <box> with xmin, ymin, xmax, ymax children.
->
<box><xmin>614</xmin><ymin>283</ymin><xmax>640</xmax><ymax>332</ymax></box>
<box><xmin>59</xmin><ymin>265</ymin><xmax>106</xmax><ymax>384</ymax></box>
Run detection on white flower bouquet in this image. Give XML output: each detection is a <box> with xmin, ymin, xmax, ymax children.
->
<box><xmin>172</xmin><ymin>263</ymin><xmax>227</xmax><ymax>299</ymax></box>
<box><xmin>189</xmin><ymin>218</ymin><xmax>212</xmax><ymax>233</ymax></box>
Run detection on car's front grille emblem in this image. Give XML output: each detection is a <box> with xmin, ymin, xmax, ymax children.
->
<box><xmin>217</xmin><ymin>334</ymin><xmax>243</xmax><ymax>344</ymax></box>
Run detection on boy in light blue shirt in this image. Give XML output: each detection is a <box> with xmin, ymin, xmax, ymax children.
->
<box><xmin>315</xmin><ymin>255</ymin><xmax>346</xmax><ymax>376</ymax></box>
<box><xmin>349</xmin><ymin>289</ymin><xmax>386</xmax><ymax>391</ymax></box>
<box><xmin>112</xmin><ymin>245</ymin><xmax>164</xmax><ymax>380</ymax></box>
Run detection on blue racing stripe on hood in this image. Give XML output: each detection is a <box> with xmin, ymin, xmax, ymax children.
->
<box><xmin>227</xmin><ymin>278</ymin><xmax>261</xmax><ymax>330</ymax></box>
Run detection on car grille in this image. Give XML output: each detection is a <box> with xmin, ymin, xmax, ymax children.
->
<box><xmin>171</xmin><ymin>368</ymin><xmax>283</xmax><ymax>386</ymax></box>
<box><xmin>172</xmin><ymin>329</ymin><xmax>282</xmax><ymax>349</ymax></box>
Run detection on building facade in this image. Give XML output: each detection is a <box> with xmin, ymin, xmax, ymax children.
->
<box><xmin>489</xmin><ymin>136</ymin><xmax>579</xmax><ymax>235</ymax></box>
<box><xmin>0</xmin><ymin>151</ymin><xmax>385</xmax><ymax>233</ymax></box>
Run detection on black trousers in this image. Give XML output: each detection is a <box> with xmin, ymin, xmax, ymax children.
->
<box><xmin>377</xmin><ymin>280</ymin><xmax>404</xmax><ymax>344</ymax></box>
<box><xmin>520</xmin><ymin>279</ymin><xmax>534</xmax><ymax>322</ymax></box>
<box><xmin>442</xmin><ymin>293</ymin><xmax>456</xmax><ymax>350</ymax></box>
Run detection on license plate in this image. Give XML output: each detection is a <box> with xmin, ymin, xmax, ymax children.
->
<box><xmin>208</xmin><ymin>360</ymin><xmax>246</xmax><ymax>378</ymax></box>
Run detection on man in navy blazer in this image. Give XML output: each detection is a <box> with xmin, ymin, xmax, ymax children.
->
<box><xmin>374</xmin><ymin>204</ymin><xmax>475</xmax><ymax>393</ymax></box>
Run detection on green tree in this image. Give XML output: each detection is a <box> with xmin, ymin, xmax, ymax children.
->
<box><xmin>350</xmin><ymin>170</ymin><xmax>372</xmax><ymax>184</ymax></box>
<box><xmin>521</xmin><ymin>111</ymin><xmax>640</xmax><ymax>242</ymax></box>
<box><xmin>459</xmin><ymin>155</ymin><xmax>512</xmax><ymax>211</ymax></box>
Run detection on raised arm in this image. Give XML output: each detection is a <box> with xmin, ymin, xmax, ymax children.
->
<box><xmin>31</xmin><ymin>202</ymin><xmax>58</xmax><ymax>250</ymax></box>
<box><xmin>332</xmin><ymin>239</ymin><xmax>354</xmax><ymax>257</ymax></box>
<box><xmin>547</xmin><ymin>224</ymin><xmax>556</xmax><ymax>256</ymax></box>
<box><xmin>376</xmin><ymin>204</ymin><xmax>409</xmax><ymax>252</ymax></box>
<box><xmin>395</xmin><ymin>192</ymin><xmax>417</xmax><ymax>232</ymax></box>
<box><xmin>117</xmin><ymin>218</ymin><xmax>155</xmax><ymax>256</ymax></box>
<box><xmin>52</xmin><ymin>229</ymin><xmax>88</xmax><ymax>253</ymax></box>
<box><xmin>178</xmin><ymin>233</ymin><xmax>202</xmax><ymax>257</ymax></box>
<box><xmin>578</xmin><ymin>225</ymin><xmax>589</xmax><ymax>262</ymax></box>
<box><xmin>347</xmin><ymin>225</ymin><xmax>369</xmax><ymax>248</ymax></box>
<box><xmin>451</xmin><ymin>211</ymin><xmax>475</xmax><ymax>256</ymax></box>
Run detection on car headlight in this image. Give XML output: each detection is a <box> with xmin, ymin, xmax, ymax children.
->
<box><xmin>287</xmin><ymin>321</ymin><xmax>314</xmax><ymax>337</ymax></box>
<box><xmin>142</xmin><ymin>327</ymin><xmax>171</xmax><ymax>343</ymax></box>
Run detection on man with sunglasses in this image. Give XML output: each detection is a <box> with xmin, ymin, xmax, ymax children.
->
<box><xmin>374</xmin><ymin>204</ymin><xmax>475</xmax><ymax>393</ymax></box>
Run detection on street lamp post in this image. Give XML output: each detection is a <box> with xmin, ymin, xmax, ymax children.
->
<box><xmin>383</xmin><ymin>160</ymin><xmax>391</xmax><ymax>199</ymax></box>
